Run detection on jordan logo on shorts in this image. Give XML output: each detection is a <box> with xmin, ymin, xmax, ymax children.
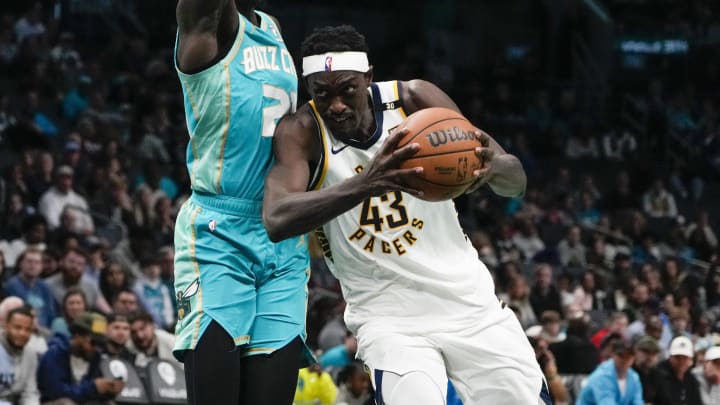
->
<box><xmin>177</xmin><ymin>278</ymin><xmax>199</xmax><ymax>321</ymax></box>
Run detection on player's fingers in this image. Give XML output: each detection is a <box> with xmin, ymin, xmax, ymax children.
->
<box><xmin>473</xmin><ymin>167</ymin><xmax>491</xmax><ymax>178</ymax></box>
<box><xmin>391</xmin><ymin>142</ymin><xmax>420</xmax><ymax>161</ymax></box>
<box><xmin>395</xmin><ymin>167</ymin><xmax>424</xmax><ymax>178</ymax></box>
<box><xmin>383</xmin><ymin>128</ymin><xmax>410</xmax><ymax>152</ymax></box>
<box><xmin>475</xmin><ymin>147</ymin><xmax>494</xmax><ymax>164</ymax></box>
<box><xmin>474</xmin><ymin>129</ymin><xmax>490</xmax><ymax>147</ymax></box>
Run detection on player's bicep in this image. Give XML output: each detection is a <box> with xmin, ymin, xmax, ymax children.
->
<box><xmin>265</xmin><ymin>116</ymin><xmax>316</xmax><ymax>199</ymax></box>
<box><xmin>401</xmin><ymin>80</ymin><xmax>461</xmax><ymax>114</ymax></box>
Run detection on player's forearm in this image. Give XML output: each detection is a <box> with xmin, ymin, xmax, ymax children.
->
<box><xmin>487</xmin><ymin>154</ymin><xmax>526</xmax><ymax>198</ymax></box>
<box><xmin>263</xmin><ymin>177</ymin><xmax>370</xmax><ymax>242</ymax></box>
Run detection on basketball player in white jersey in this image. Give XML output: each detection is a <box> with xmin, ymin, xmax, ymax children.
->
<box><xmin>263</xmin><ymin>26</ymin><xmax>550</xmax><ymax>405</ymax></box>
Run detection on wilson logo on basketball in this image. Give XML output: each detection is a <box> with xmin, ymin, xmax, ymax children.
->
<box><xmin>425</xmin><ymin>126</ymin><xmax>473</xmax><ymax>147</ymax></box>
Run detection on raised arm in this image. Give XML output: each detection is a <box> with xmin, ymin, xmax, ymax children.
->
<box><xmin>175</xmin><ymin>0</ymin><xmax>238</xmax><ymax>72</ymax></box>
<box><xmin>262</xmin><ymin>110</ymin><xmax>421</xmax><ymax>242</ymax></box>
<box><xmin>400</xmin><ymin>79</ymin><xmax>527</xmax><ymax>197</ymax></box>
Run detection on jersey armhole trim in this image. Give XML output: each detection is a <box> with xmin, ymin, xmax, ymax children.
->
<box><xmin>307</xmin><ymin>101</ymin><xmax>328</xmax><ymax>191</ymax></box>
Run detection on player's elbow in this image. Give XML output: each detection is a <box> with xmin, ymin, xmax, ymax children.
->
<box><xmin>262</xmin><ymin>210</ymin><xmax>288</xmax><ymax>243</ymax></box>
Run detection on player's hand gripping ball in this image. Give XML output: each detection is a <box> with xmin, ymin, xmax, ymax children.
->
<box><xmin>395</xmin><ymin>107</ymin><xmax>484</xmax><ymax>201</ymax></box>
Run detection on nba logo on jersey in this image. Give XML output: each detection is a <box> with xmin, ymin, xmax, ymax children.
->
<box><xmin>324</xmin><ymin>56</ymin><xmax>333</xmax><ymax>72</ymax></box>
<box><xmin>208</xmin><ymin>219</ymin><xmax>217</xmax><ymax>232</ymax></box>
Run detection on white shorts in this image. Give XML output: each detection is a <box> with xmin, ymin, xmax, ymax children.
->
<box><xmin>360</xmin><ymin>305</ymin><xmax>544</xmax><ymax>404</ymax></box>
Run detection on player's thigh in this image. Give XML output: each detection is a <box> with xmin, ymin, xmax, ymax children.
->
<box><xmin>375</xmin><ymin>370</ymin><xmax>446</xmax><ymax>405</ymax></box>
<box><xmin>440</xmin><ymin>309</ymin><xmax>543</xmax><ymax>404</ymax></box>
<box><xmin>184</xmin><ymin>320</ymin><xmax>242</xmax><ymax>405</ymax></box>
<box><xmin>174</xmin><ymin>201</ymin><xmax>260</xmax><ymax>351</ymax></box>
<box><xmin>361</xmin><ymin>332</ymin><xmax>447</xmax><ymax>403</ymax></box>
<box><xmin>247</xmin><ymin>235</ymin><xmax>310</xmax><ymax>355</ymax></box>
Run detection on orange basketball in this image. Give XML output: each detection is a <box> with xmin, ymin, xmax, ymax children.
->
<box><xmin>396</xmin><ymin>107</ymin><xmax>483</xmax><ymax>202</ymax></box>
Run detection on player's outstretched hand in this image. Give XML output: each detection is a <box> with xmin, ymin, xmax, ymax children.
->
<box><xmin>359</xmin><ymin>128</ymin><xmax>424</xmax><ymax>197</ymax></box>
<box><xmin>465</xmin><ymin>129</ymin><xmax>495</xmax><ymax>194</ymax></box>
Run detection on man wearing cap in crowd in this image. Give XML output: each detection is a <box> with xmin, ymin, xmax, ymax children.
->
<box><xmin>648</xmin><ymin>336</ymin><xmax>702</xmax><ymax>405</ymax></box>
<box><xmin>692</xmin><ymin>346</ymin><xmax>720</xmax><ymax>405</ymax></box>
<box><xmin>37</xmin><ymin>165</ymin><xmax>93</xmax><ymax>234</ymax></box>
<box><xmin>37</xmin><ymin>312</ymin><xmax>124</xmax><ymax>403</ymax></box>
<box><xmin>632</xmin><ymin>336</ymin><xmax>661</xmax><ymax>403</ymax></box>
<box><xmin>576</xmin><ymin>339</ymin><xmax>643</xmax><ymax>405</ymax></box>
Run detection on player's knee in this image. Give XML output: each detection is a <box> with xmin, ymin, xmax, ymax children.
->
<box><xmin>381</xmin><ymin>371</ymin><xmax>445</xmax><ymax>405</ymax></box>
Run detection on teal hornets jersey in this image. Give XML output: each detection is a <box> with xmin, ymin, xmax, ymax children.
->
<box><xmin>175</xmin><ymin>11</ymin><xmax>297</xmax><ymax>200</ymax></box>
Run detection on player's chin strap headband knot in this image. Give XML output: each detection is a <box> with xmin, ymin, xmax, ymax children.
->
<box><xmin>302</xmin><ymin>51</ymin><xmax>369</xmax><ymax>77</ymax></box>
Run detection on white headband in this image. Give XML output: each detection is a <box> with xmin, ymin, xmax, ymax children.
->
<box><xmin>302</xmin><ymin>51</ymin><xmax>369</xmax><ymax>77</ymax></box>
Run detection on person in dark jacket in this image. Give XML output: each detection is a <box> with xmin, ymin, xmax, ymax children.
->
<box><xmin>549</xmin><ymin>315</ymin><xmax>599</xmax><ymax>374</ymax></box>
<box><xmin>649</xmin><ymin>336</ymin><xmax>702</xmax><ymax>405</ymax></box>
<box><xmin>632</xmin><ymin>336</ymin><xmax>661</xmax><ymax>403</ymax></box>
<box><xmin>37</xmin><ymin>311</ymin><xmax>124</xmax><ymax>403</ymax></box>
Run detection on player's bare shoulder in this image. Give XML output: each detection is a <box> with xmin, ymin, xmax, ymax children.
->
<box><xmin>398</xmin><ymin>79</ymin><xmax>459</xmax><ymax>114</ymax></box>
<box><xmin>274</xmin><ymin>105</ymin><xmax>322</xmax><ymax>161</ymax></box>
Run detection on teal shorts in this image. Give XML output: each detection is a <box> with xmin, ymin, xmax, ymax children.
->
<box><xmin>173</xmin><ymin>192</ymin><xmax>312</xmax><ymax>364</ymax></box>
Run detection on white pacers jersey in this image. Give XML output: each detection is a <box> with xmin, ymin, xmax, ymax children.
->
<box><xmin>308</xmin><ymin>81</ymin><xmax>501</xmax><ymax>335</ymax></box>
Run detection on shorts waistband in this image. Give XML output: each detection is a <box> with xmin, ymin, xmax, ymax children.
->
<box><xmin>190</xmin><ymin>191</ymin><xmax>263</xmax><ymax>217</ymax></box>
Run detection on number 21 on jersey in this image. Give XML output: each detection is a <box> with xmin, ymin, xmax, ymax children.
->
<box><xmin>261</xmin><ymin>84</ymin><xmax>297</xmax><ymax>137</ymax></box>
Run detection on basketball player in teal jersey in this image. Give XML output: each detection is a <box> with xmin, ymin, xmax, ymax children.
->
<box><xmin>263</xmin><ymin>26</ymin><xmax>550</xmax><ymax>404</ymax></box>
<box><xmin>174</xmin><ymin>1</ymin><xmax>311</xmax><ymax>404</ymax></box>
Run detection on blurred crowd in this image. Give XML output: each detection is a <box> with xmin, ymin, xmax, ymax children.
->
<box><xmin>0</xmin><ymin>1</ymin><xmax>719</xmax><ymax>404</ymax></box>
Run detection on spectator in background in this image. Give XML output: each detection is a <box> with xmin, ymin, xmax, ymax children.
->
<box><xmin>4</xmin><ymin>248</ymin><xmax>56</xmax><ymax>328</ymax></box>
<box><xmin>111</xmin><ymin>289</ymin><xmax>140</xmax><ymax>316</ymax></box>
<box><xmin>132</xmin><ymin>257</ymin><xmax>173</xmax><ymax>330</ymax></box>
<box><xmin>336</xmin><ymin>361</ymin><xmax>372</xmax><ymax>405</ymax></box>
<box><xmin>576</xmin><ymin>192</ymin><xmax>602</xmax><ymax>228</ymax></box>
<box><xmin>550</xmin><ymin>315</ymin><xmax>599</xmax><ymax>374</ymax></box>
<box><xmin>14</xmin><ymin>2</ymin><xmax>46</xmax><ymax>44</ymax></box>
<box><xmin>512</xmin><ymin>218</ymin><xmax>545</xmax><ymax>262</ymax></box>
<box><xmin>529</xmin><ymin>263</ymin><xmax>563</xmax><ymax>320</ymax></box>
<box><xmin>157</xmin><ymin>246</ymin><xmax>176</xmax><ymax>311</ymax></box>
<box><xmin>45</xmin><ymin>248</ymin><xmax>111</xmax><ymax>314</ymax></box>
<box><xmin>50</xmin><ymin>288</ymin><xmax>86</xmax><ymax>338</ymax></box>
<box><xmin>0</xmin><ymin>214</ymin><xmax>47</xmax><ymax>269</ymax></box>
<box><xmin>632</xmin><ymin>336</ymin><xmax>661</xmax><ymax>402</ymax></box>
<box><xmin>592</xmin><ymin>312</ymin><xmax>629</xmax><ymax>349</ymax></box>
<box><xmin>37</xmin><ymin>312</ymin><xmax>125</xmax><ymax>403</ymax></box>
<box><xmin>320</xmin><ymin>333</ymin><xmax>357</xmax><ymax>377</ymax></box>
<box><xmin>27</xmin><ymin>151</ymin><xmax>54</xmax><ymax>204</ymax></box>
<box><xmin>557</xmin><ymin>225</ymin><xmax>587</xmax><ymax>268</ymax></box>
<box><xmin>0</xmin><ymin>296</ymin><xmax>47</xmax><ymax>355</ymax></box>
<box><xmin>500</xmin><ymin>275</ymin><xmax>538</xmax><ymax>328</ymax></box>
<box><xmin>573</xmin><ymin>271</ymin><xmax>604</xmax><ymax>312</ymax></box>
<box><xmin>649</xmin><ymin>336</ymin><xmax>702</xmax><ymax>405</ymax></box>
<box><xmin>685</xmin><ymin>211</ymin><xmax>718</xmax><ymax>260</ymax></box>
<box><xmin>103</xmin><ymin>313</ymin><xmax>135</xmax><ymax>364</ymax></box>
<box><xmin>692</xmin><ymin>346</ymin><xmax>720</xmax><ymax>405</ymax></box>
<box><xmin>128</xmin><ymin>311</ymin><xmax>177</xmax><ymax>368</ymax></box>
<box><xmin>99</xmin><ymin>261</ymin><xmax>132</xmax><ymax>305</ymax></box>
<box><xmin>37</xmin><ymin>165</ymin><xmax>94</xmax><ymax>234</ymax></box>
<box><xmin>0</xmin><ymin>306</ymin><xmax>40</xmax><ymax>404</ymax></box>
<box><xmin>643</xmin><ymin>178</ymin><xmax>679</xmax><ymax>219</ymax></box>
<box><xmin>602</xmin><ymin>171</ymin><xmax>638</xmax><ymax>212</ymax></box>
<box><xmin>576</xmin><ymin>339</ymin><xmax>643</xmax><ymax>405</ymax></box>
<box><xmin>294</xmin><ymin>363</ymin><xmax>338</xmax><ymax>405</ymax></box>
<box><xmin>529</xmin><ymin>336</ymin><xmax>569</xmax><ymax>404</ymax></box>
